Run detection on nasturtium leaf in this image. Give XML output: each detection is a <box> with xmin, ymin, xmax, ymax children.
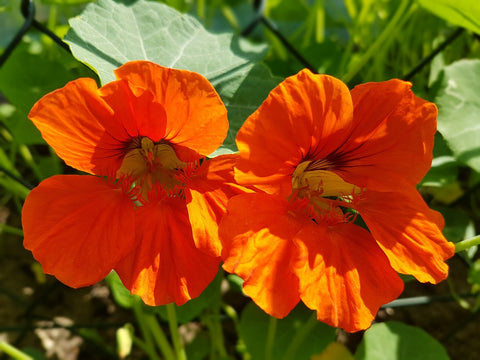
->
<box><xmin>435</xmin><ymin>60</ymin><xmax>480</xmax><ymax>173</ymax></box>
<box><xmin>155</xmin><ymin>270</ymin><xmax>222</xmax><ymax>324</ymax></box>
<box><xmin>417</xmin><ymin>0</ymin><xmax>480</xmax><ymax>35</ymax></box>
<box><xmin>421</xmin><ymin>133</ymin><xmax>458</xmax><ymax>188</ymax></box>
<box><xmin>354</xmin><ymin>322</ymin><xmax>449</xmax><ymax>360</ymax></box>
<box><xmin>65</xmin><ymin>0</ymin><xmax>280</xmax><ymax>152</ymax></box>
<box><xmin>239</xmin><ymin>302</ymin><xmax>335</xmax><ymax>360</ymax></box>
<box><xmin>105</xmin><ymin>271</ymin><xmax>136</xmax><ymax>309</ymax></box>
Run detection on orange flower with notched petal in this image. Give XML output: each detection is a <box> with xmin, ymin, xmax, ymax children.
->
<box><xmin>22</xmin><ymin>60</ymin><xmax>238</xmax><ymax>306</ymax></box>
<box><xmin>219</xmin><ymin>69</ymin><xmax>455</xmax><ymax>332</ymax></box>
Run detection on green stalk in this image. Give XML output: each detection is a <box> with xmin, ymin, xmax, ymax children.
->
<box><xmin>341</xmin><ymin>0</ymin><xmax>412</xmax><ymax>83</ymax></box>
<box><xmin>146</xmin><ymin>314</ymin><xmax>176</xmax><ymax>360</ymax></box>
<box><xmin>132</xmin><ymin>298</ymin><xmax>161</xmax><ymax>360</ymax></box>
<box><xmin>265</xmin><ymin>316</ymin><xmax>277</xmax><ymax>360</ymax></box>
<box><xmin>455</xmin><ymin>235</ymin><xmax>480</xmax><ymax>253</ymax></box>
<box><xmin>0</xmin><ymin>224</ymin><xmax>24</xmax><ymax>236</ymax></box>
<box><xmin>281</xmin><ymin>313</ymin><xmax>318</xmax><ymax>360</ymax></box>
<box><xmin>0</xmin><ymin>341</ymin><xmax>33</xmax><ymax>360</ymax></box>
<box><xmin>166</xmin><ymin>303</ymin><xmax>186</xmax><ymax>360</ymax></box>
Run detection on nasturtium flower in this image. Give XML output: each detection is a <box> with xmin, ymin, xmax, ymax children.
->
<box><xmin>219</xmin><ymin>69</ymin><xmax>455</xmax><ymax>332</ymax></box>
<box><xmin>22</xmin><ymin>60</ymin><xmax>238</xmax><ymax>306</ymax></box>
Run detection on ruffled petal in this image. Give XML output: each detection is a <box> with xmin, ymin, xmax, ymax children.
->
<box><xmin>220</xmin><ymin>193</ymin><xmax>304</xmax><ymax>317</ymax></box>
<box><xmin>186</xmin><ymin>154</ymin><xmax>253</xmax><ymax>257</ymax></box>
<box><xmin>355</xmin><ymin>190</ymin><xmax>455</xmax><ymax>283</ymax></box>
<box><xmin>335</xmin><ymin>79</ymin><xmax>437</xmax><ymax>191</ymax></box>
<box><xmin>293</xmin><ymin>223</ymin><xmax>404</xmax><ymax>332</ymax></box>
<box><xmin>115</xmin><ymin>197</ymin><xmax>220</xmax><ymax>306</ymax></box>
<box><xmin>235</xmin><ymin>69</ymin><xmax>354</xmax><ymax>196</ymax></box>
<box><xmin>114</xmin><ymin>61</ymin><xmax>228</xmax><ymax>161</ymax></box>
<box><xmin>22</xmin><ymin>175</ymin><xmax>135</xmax><ymax>287</ymax></box>
<box><xmin>28</xmin><ymin>78</ymin><xmax>124</xmax><ymax>175</ymax></box>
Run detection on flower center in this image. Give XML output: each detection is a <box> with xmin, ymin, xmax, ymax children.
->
<box><xmin>291</xmin><ymin>160</ymin><xmax>360</xmax><ymax>223</ymax></box>
<box><xmin>117</xmin><ymin>137</ymin><xmax>186</xmax><ymax>197</ymax></box>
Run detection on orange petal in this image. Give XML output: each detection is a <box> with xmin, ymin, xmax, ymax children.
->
<box><xmin>29</xmin><ymin>78</ymin><xmax>125</xmax><ymax>175</ymax></box>
<box><xmin>114</xmin><ymin>61</ymin><xmax>228</xmax><ymax>161</ymax></box>
<box><xmin>355</xmin><ymin>190</ymin><xmax>455</xmax><ymax>283</ymax></box>
<box><xmin>293</xmin><ymin>223</ymin><xmax>404</xmax><ymax>332</ymax></box>
<box><xmin>336</xmin><ymin>79</ymin><xmax>437</xmax><ymax>191</ymax></box>
<box><xmin>22</xmin><ymin>175</ymin><xmax>135</xmax><ymax>288</ymax></box>
<box><xmin>235</xmin><ymin>69</ymin><xmax>354</xmax><ymax>196</ymax></box>
<box><xmin>220</xmin><ymin>193</ymin><xmax>304</xmax><ymax>317</ymax></box>
<box><xmin>115</xmin><ymin>197</ymin><xmax>220</xmax><ymax>306</ymax></box>
<box><xmin>98</xmin><ymin>78</ymin><xmax>167</xmax><ymax>142</ymax></box>
<box><xmin>186</xmin><ymin>154</ymin><xmax>254</xmax><ymax>257</ymax></box>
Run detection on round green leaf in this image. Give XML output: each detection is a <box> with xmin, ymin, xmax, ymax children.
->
<box><xmin>435</xmin><ymin>59</ymin><xmax>480</xmax><ymax>173</ymax></box>
<box><xmin>355</xmin><ymin>322</ymin><xmax>449</xmax><ymax>360</ymax></box>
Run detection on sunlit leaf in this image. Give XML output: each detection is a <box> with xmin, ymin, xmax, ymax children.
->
<box><xmin>435</xmin><ymin>59</ymin><xmax>480</xmax><ymax>172</ymax></box>
<box><xmin>65</xmin><ymin>0</ymin><xmax>280</xmax><ymax>152</ymax></box>
<box><xmin>354</xmin><ymin>321</ymin><xmax>449</xmax><ymax>360</ymax></box>
<box><xmin>417</xmin><ymin>0</ymin><xmax>480</xmax><ymax>34</ymax></box>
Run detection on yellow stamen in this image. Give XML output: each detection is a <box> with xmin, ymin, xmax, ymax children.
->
<box><xmin>117</xmin><ymin>137</ymin><xmax>186</xmax><ymax>195</ymax></box>
<box><xmin>291</xmin><ymin>160</ymin><xmax>361</xmax><ymax>223</ymax></box>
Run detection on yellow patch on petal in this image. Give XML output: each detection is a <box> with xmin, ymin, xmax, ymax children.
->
<box><xmin>292</xmin><ymin>160</ymin><xmax>360</xmax><ymax>197</ymax></box>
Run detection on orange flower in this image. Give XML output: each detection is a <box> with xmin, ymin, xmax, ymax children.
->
<box><xmin>22</xmin><ymin>60</ymin><xmax>236</xmax><ymax>306</ymax></box>
<box><xmin>219</xmin><ymin>69</ymin><xmax>455</xmax><ymax>332</ymax></box>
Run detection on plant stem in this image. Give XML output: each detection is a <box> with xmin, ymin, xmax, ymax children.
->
<box><xmin>455</xmin><ymin>235</ymin><xmax>480</xmax><ymax>253</ymax></box>
<box><xmin>265</xmin><ymin>316</ymin><xmax>277</xmax><ymax>360</ymax></box>
<box><xmin>0</xmin><ymin>341</ymin><xmax>33</xmax><ymax>360</ymax></box>
<box><xmin>132</xmin><ymin>298</ymin><xmax>161</xmax><ymax>360</ymax></box>
<box><xmin>0</xmin><ymin>224</ymin><xmax>24</xmax><ymax>236</ymax></box>
<box><xmin>166</xmin><ymin>303</ymin><xmax>186</xmax><ymax>360</ymax></box>
<box><xmin>342</xmin><ymin>0</ymin><xmax>412</xmax><ymax>84</ymax></box>
<box><xmin>281</xmin><ymin>313</ymin><xmax>318</xmax><ymax>360</ymax></box>
<box><xmin>146</xmin><ymin>314</ymin><xmax>176</xmax><ymax>360</ymax></box>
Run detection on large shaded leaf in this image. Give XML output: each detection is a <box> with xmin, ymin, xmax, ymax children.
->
<box><xmin>435</xmin><ymin>60</ymin><xmax>480</xmax><ymax>172</ymax></box>
<box><xmin>355</xmin><ymin>322</ymin><xmax>449</xmax><ymax>360</ymax></box>
<box><xmin>65</xmin><ymin>0</ymin><xmax>281</xmax><ymax>152</ymax></box>
<box><xmin>417</xmin><ymin>0</ymin><xmax>480</xmax><ymax>34</ymax></box>
<box><xmin>239</xmin><ymin>302</ymin><xmax>335</xmax><ymax>360</ymax></box>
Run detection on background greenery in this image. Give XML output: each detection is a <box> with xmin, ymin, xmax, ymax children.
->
<box><xmin>1</xmin><ymin>0</ymin><xmax>480</xmax><ymax>359</ymax></box>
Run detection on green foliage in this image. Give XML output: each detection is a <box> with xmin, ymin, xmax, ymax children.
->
<box><xmin>354</xmin><ymin>322</ymin><xmax>450</xmax><ymax>360</ymax></box>
<box><xmin>417</xmin><ymin>0</ymin><xmax>480</xmax><ymax>34</ymax></box>
<box><xmin>239</xmin><ymin>302</ymin><xmax>336</xmax><ymax>360</ymax></box>
<box><xmin>435</xmin><ymin>59</ymin><xmax>480</xmax><ymax>172</ymax></box>
<box><xmin>1</xmin><ymin>0</ymin><xmax>480</xmax><ymax>359</ymax></box>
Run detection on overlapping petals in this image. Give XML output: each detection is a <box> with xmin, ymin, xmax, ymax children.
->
<box><xmin>23</xmin><ymin>60</ymin><xmax>234</xmax><ymax>306</ymax></box>
<box><xmin>220</xmin><ymin>68</ymin><xmax>454</xmax><ymax>332</ymax></box>
<box><xmin>220</xmin><ymin>193</ymin><xmax>404</xmax><ymax>330</ymax></box>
